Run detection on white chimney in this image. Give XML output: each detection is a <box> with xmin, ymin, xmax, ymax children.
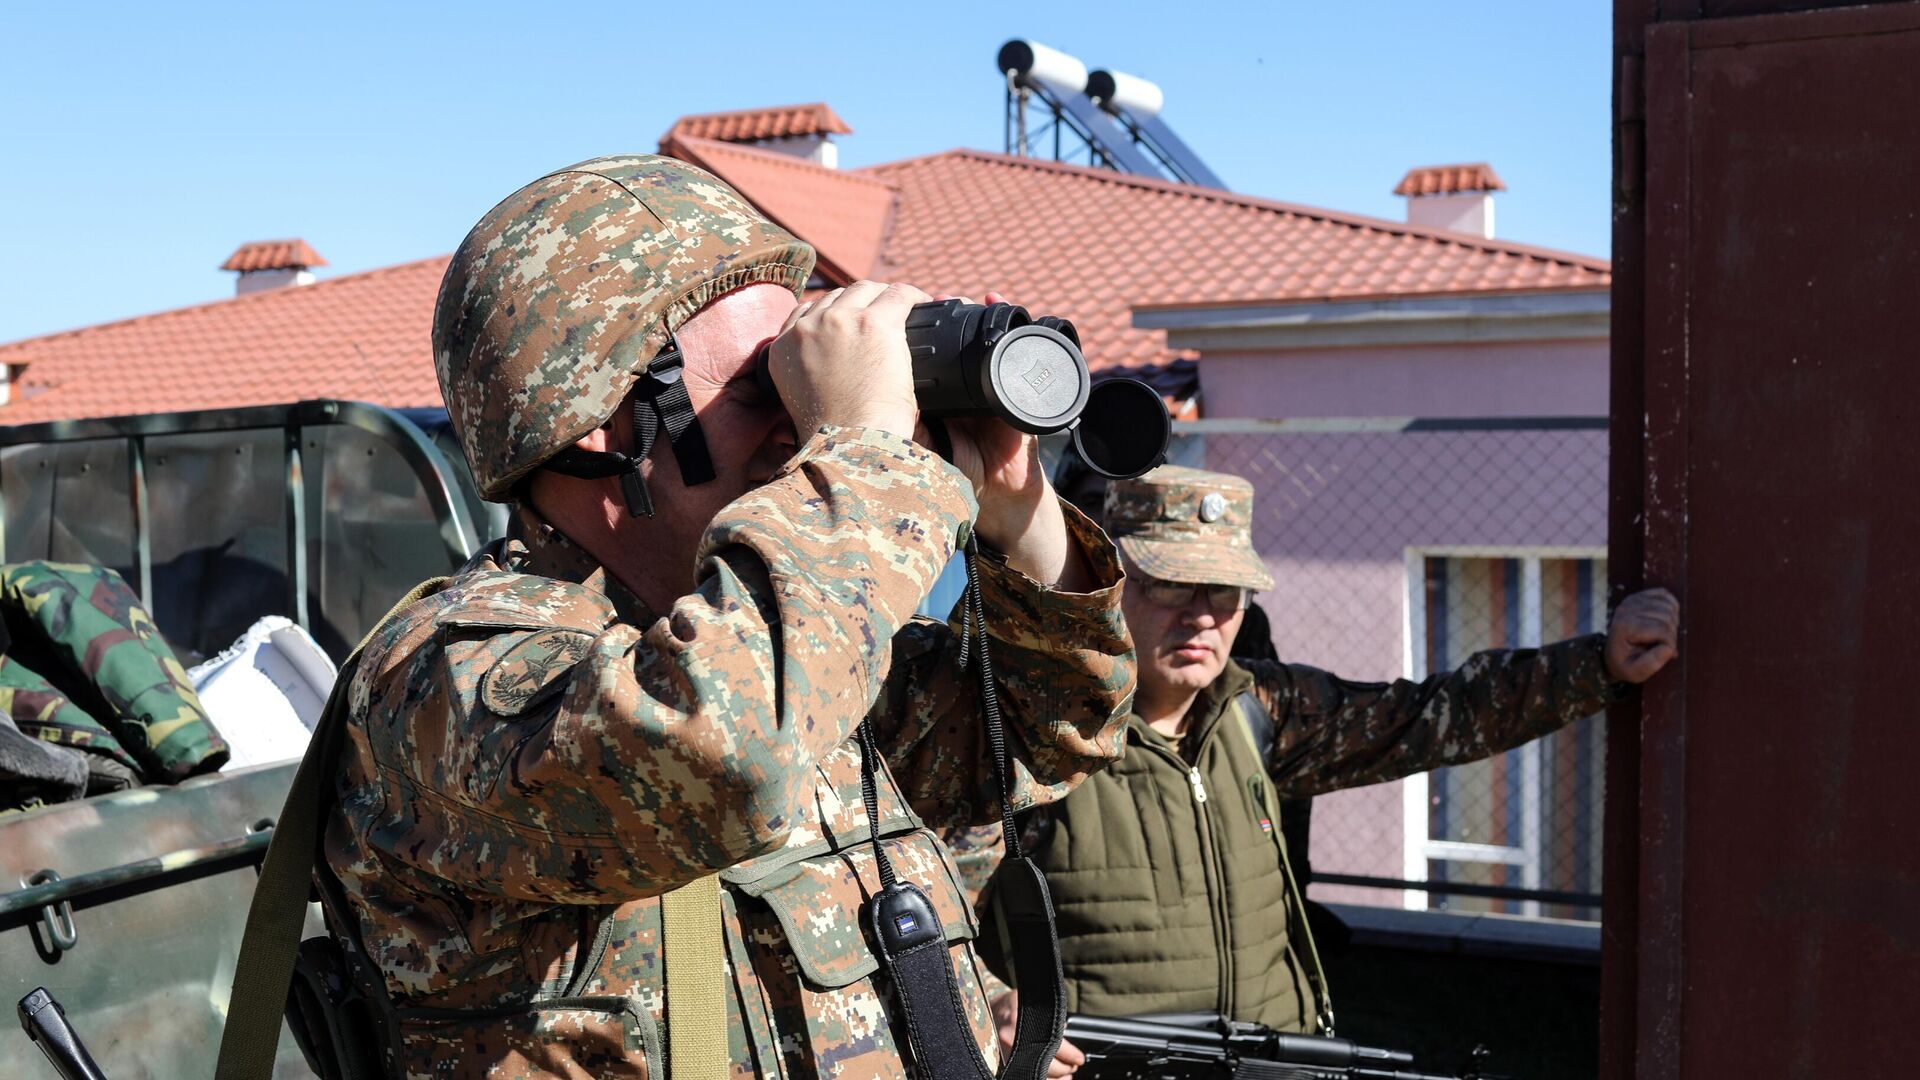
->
<box><xmin>663</xmin><ymin>104</ymin><xmax>852</xmax><ymax>170</ymax></box>
<box><xmin>1395</xmin><ymin>164</ymin><xmax>1505</xmax><ymax>239</ymax></box>
<box><xmin>222</xmin><ymin>239</ymin><xmax>326</xmax><ymax>296</ymax></box>
<box><xmin>758</xmin><ymin>135</ymin><xmax>838</xmax><ymax>169</ymax></box>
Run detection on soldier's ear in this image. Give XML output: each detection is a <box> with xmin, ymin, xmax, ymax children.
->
<box><xmin>570</xmin><ymin>424</ymin><xmax>616</xmax><ymax>453</ymax></box>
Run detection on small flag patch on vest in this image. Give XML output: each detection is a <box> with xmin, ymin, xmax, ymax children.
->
<box><xmin>893</xmin><ymin>913</ymin><xmax>921</xmax><ymax>935</ymax></box>
<box><xmin>1259</xmin><ymin>818</ymin><xmax>1274</xmax><ymax>835</ymax></box>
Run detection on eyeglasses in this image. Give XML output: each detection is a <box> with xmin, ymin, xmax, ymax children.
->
<box><xmin>1138</xmin><ymin>578</ymin><xmax>1250</xmax><ymax>612</ymax></box>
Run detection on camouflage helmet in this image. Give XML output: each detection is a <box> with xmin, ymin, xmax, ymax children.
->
<box><xmin>432</xmin><ymin>154</ymin><xmax>816</xmax><ymax>500</ymax></box>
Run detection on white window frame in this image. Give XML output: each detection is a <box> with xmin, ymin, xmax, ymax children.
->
<box><xmin>1399</xmin><ymin>545</ymin><xmax>1607</xmax><ymax>914</ymax></box>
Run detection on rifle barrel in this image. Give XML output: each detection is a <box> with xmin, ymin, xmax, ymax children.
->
<box><xmin>1065</xmin><ymin>1014</ymin><xmax>1484</xmax><ymax>1080</ymax></box>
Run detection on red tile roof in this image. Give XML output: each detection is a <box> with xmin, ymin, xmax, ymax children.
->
<box><xmin>1394</xmin><ymin>163</ymin><xmax>1507</xmax><ymax>197</ymax></box>
<box><xmin>220</xmin><ymin>238</ymin><xmax>328</xmax><ymax>272</ymax></box>
<box><xmin>666</xmin><ymin>135</ymin><xmax>894</xmax><ymax>284</ymax></box>
<box><xmin>0</xmin><ymin>257</ymin><xmax>446</xmax><ymax>423</ymax></box>
<box><xmin>0</xmin><ymin>115</ymin><xmax>1606</xmax><ymax>425</ymax></box>
<box><xmin>664</xmin><ymin>103</ymin><xmax>852</xmax><ymax>145</ymax></box>
<box><xmin>860</xmin><ymin>149</ymin><xmax>1604</xmax><ymax>372</ymax></box>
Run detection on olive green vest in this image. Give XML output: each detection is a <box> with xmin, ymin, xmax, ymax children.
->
<box><xmin>993</xmin><ymin>664</ymin><xmax>1328</xmax><ymax>1031</ymax></box>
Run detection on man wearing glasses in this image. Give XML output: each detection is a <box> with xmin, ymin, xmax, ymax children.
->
<box><xmin>970</xmin><ymin>465</ymin><xmax>1679</xmax><ymax>1072</ymax></box>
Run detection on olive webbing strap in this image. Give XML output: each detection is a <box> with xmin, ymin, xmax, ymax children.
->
<box><xmin>215</xmin><ymin>577</ymin><xmax>450</xmax><ymax>1080</ymax></box>
<box><xmin>660</xmin><ymin>874</ymin><xmax>729</xmax><ymax>1079</ymax></box>
<box><xmin>1226</xmin><ymin>696</ymin><xmax>1335</xmax><ymax>1036</ymax></box>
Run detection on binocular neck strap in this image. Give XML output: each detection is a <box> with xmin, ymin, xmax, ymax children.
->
<box><xmin>857</xmin><ymin>532</ymin><xmax>1069</xmax><ymax>1080</ymax></box>
<box><xmin>544</xmin><ymin>334</ymin><xmax>717</xmax><ymax>517</ymax></box>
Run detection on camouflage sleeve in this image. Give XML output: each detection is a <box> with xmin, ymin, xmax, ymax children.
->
<box><xmin>0</xmin><ymin>653</ymin><xmax>139</xmax><ymax>772</ymax></box>
<box><xmin>0</xmin><ymin>562</ymin><xmax>225</xmax><ymax>781</ymax></box>
<box><xmin>380</xmin><ymin>427</ymin><xmax>976</xmax><ymax>901</ymax></box>
<box><xmin>1255</xmin><ymin>633</ymin><xmax>1619</xmax><ymax>799</ymax></box>
<box><xmin>939</xmin><ymin>821</ymin><xmax>1014</xmax><ymax>999</ymax></box>
<box><xmin>0</xmin><ymin>658</ymin><xmax>92</xmax><ymax>808</ymax></box>
<box><xmin>871</xmin><ymin>501</ymin><xmax>1133</xmax><ymax>831</ymax></box>
<box><xmin>941</xmin><ymin>821</ymin><xmax>1007</xmax><ymax>910</ymax></box>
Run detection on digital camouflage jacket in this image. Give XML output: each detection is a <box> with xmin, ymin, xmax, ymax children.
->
<box><xmin>961</xmin><ymin>638</ymin><xmax>1618</xmax><ymax>1029</ymax></box>
<box><xmin>0</xmin><ymin>561</ymin><xmax>225</xmax><ymax>810</ymax></box>
<box><xmin>324</xmin><ymin>427</ymin><xmax>1133</xmax><ymax>1079</ymax></box>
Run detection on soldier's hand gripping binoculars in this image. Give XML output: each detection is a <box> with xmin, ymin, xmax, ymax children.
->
<box><xmin>755</xmin><ymin>299</ymin><xmax>1171</xmax><ymax>480</ymax></box>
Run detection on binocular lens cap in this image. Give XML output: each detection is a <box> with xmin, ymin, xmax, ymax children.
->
<box><xmin>989</xmin><ymin>326</ymin><xmax>1090</xmax><ymax>431</ymax></box>
<box><xmin>1071</xmin><ymin>379</ymin><xmax>1172</xmax><ymax>480</ymax></box>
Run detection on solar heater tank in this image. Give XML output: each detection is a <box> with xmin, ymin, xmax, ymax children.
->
<box><xmin>1086</xmin><ymin>68</ymin><xmax>1165</xmax><ymax>119</ymax></box>
<box><xmin>998</xmin><ymin>39</ymin><xmax>1090</xmax><ymax>92</ymax></box>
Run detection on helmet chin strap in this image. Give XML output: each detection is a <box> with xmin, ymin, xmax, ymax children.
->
<box><xmin>545</xmin><ymin>332</ymin><xmax>718</xmax><ymax>517</ymax></box>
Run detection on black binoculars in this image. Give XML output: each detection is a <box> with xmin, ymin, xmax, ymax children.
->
<box><xmin>754</xmin><ymin>299</ymin><xmax>1171</xmax><ymax>480</ymax></box>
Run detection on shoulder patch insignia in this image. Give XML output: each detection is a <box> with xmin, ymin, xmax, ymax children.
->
<box><xmin>480</xmin><ymin>629</ymin><xmax>596</xmax><ymax>717</ymax></box>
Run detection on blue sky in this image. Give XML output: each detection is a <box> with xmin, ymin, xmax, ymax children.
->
<box><xmin>1</xmin><ymin>2</ymin><xmax>1611</xmax><ymax>344</ymax></box>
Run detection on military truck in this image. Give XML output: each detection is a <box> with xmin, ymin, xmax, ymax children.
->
<box><xmin>0</xmin><ymin>400</ymin><xmax>498</xmax><ymax>1078</ymax></box>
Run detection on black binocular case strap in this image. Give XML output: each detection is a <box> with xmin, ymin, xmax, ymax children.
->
<box><xmin>858</xmin><ymin>534</ymin><xmax>1068</xmax><ymax>1080</ymax></box>
<box><xmin>989</xmin><ymin>858</ymin><xmax>1068</xmax><ymax>1080</ymax></box>
<box><xmin>858</xmin><ymin>770</ymin><xmax>1065</xmax><ymax>1080</ymax></box>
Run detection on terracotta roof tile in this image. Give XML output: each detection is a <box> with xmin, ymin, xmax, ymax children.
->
<box><xmin>1393</xmin><ymin>163</ymin><xmax>1507</xmax><ymax>196</ymax></box>
<box><xmin>0</xmin><ymin>257</ymin><xmax>446</xmax><ymax>423</ymax></box>
<box><xmin>664</xmin><ymin>103</ymin><xmax>852</xmax><ymax>145</ymax></box>
<box><xmin>666</xmin><ymin>136</ymin><xmax>894</xmax><ymax>284</ymax></box>
<box><xmin>0</xmin><ymin>117</ymin><xmax>1606</xmax><ymax>426</ymax></box>
<box><xmin>220</xmin><ymin>238</ymin><xmax>328</xmax><ymax>272</ymax></box>
<box><xmin>856</xmin><ymin>150</ymin><xmax>1603</xmax><ymax>374</ymax></box>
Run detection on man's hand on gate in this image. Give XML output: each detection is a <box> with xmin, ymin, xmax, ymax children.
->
<box><xmin>991</xmin><ymin>989</ymin><xmax>1085</xmax><ymax>1078</ymax></box>
<box><xmin>1605</xmin><ymin>587</ymin><xmax>1680</xmax><ymax>683</ymax></box>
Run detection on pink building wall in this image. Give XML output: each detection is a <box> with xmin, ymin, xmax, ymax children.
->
<box><xmin>1200</xmin><ymin>339</ymin><xmax>1608</xmax><ymax>420</ymax></box>
<box><xmin>1194</xmin><ymin>338</ymin><xmax>1609</xmax><ymax>906</ymax></box>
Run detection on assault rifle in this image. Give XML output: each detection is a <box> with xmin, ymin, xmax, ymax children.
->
<box><xmin>1063</xmin><ymin>1013</ymin><xmax>1510</xmax><ymax>1080</ymax></box>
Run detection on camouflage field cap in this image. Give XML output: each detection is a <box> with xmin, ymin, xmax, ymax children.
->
<box><xmin>1104</xmin><ymin>465</ymin><xmax>1274</xmax><ymax>591</ymax></box>
<box><xmin>433</xmin><ymin>154</ymin><xmax>817</xmax><ymax>500</ymax></box>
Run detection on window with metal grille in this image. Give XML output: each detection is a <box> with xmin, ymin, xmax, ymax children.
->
<box><xmin>1402</xmin><ymin>551</ymin><xmax>1608</xmax><ymax>921</ymax></box>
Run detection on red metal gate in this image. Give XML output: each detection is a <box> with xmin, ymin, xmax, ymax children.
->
<box><xmin>1609</xmin><ymin>3</ymin><xmax>1920</xmax><ymax>1077</ymax></box>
